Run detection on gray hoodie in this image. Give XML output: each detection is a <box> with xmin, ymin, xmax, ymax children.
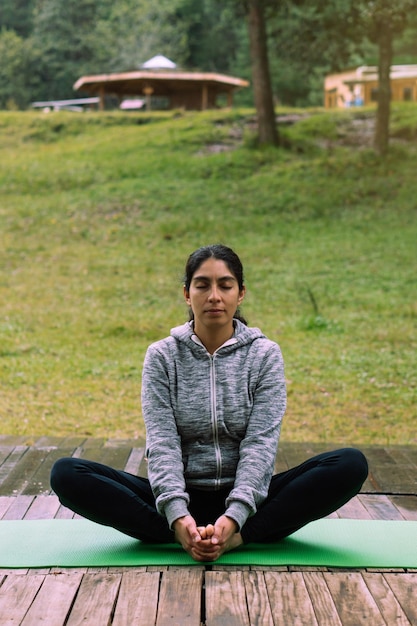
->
<box><xmin>141</xmin><ymin>320</ymin><xmax>286</xmax><ymax>530</ymax></box>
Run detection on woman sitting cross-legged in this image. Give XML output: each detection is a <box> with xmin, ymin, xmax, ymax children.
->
<box><xmin>51</xmin><ymin>244</ymin><xmax>368</xmax><ymax>562</ymax></box>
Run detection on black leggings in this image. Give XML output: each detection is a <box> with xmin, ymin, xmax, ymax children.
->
<box><xmin>50</xmin><ymin>447</ymin><xmax>368</xmax><ymax>544</ymax></box>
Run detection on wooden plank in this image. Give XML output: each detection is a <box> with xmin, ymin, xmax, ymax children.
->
<box><xmin>0</xmin><ymin>448</ymin><xmax>51</xmax><ymax>496</ymax></box>
<box><xmin>0</xmin><ymin>436</ymin><xmax>28</xmax><ymax>446</ymax></box>
<box><xmin>361</xmin><ymin>572</ymin><xmax>412</xmax><ymax>625</ymax></box>
<box><xmin>2</xmin><ymin>495</ymin><xmax>35</xmax><ymax>520</ymax></box>
<box><xmin>123</xmin><ymin>447</ymin><xmax>146</xmax><ymax>475</ymax></box>
<box><xmin>242</xmin><ymin>570</ymin><xmax>274</xmax><ymax>626</ymax></box>
<box><xmin>383</xmin><ymin>446</ymin><xmax>416</xmax><ymax>465</ymax></box>
<box><xmin>78</xmin><ymin>437</ymin><xmax>106</xmax><ymax>449</ymax></box>
<box><xmin>23</xmin><ymin>494</ymin><xmax>61</xmax><ymax>520</ymax></box>
<box><xmin>393</xmin><ymin>446</ymin><xmax>417</xmax><ymax>466</ymax></box>
<box><xmin>288</xmin><ymin>566</ymin><xmax>328</xmax><ymax>572</ymax></box>
<box><xmin>389</xmin><ymin>495</ymin><xmax>417</xmax><ymax>521</ymax></box>
<box><xmin>50</xmin><ymin>567</ymin><xmax>88</xmax><ymax>575</ymax></box>
<box><xmin>335</xmin><ymin>495</ymin><xmax>373</xmax><ymax>519</ymax></box>
<box><xmin>361</xmin><ymin>473</ymin><xmax>379</xmax><ymax>494</ymax></box>
<box><xmin>324</xmin><ymin>572</ymin><xmax>386</xmax><ymax>625</ymax></box>
<box><xmin>360</xmin><ymin>494</ymin><xmax>405</xmax><ymax>520</ymax></box>
<box><xmin>0</xmin><ymin>447</ymin><xmax>12</xmax><ymax>466</ymax></box>
<box><xmin>205</xmin><ymin>570</ymin><xmax>250</xmax><ymax>626</ymax></box>
<box><xmin>73</xmin><ymin>439</ymin><xmax>105</xmax><ymax>460</ymax></box>
<box><xmin>60</xmin><ymin>435</ymin><xmax>88</xmax><ymax>449</ymax></box>
<box><xmin>104</xmin><ymin>438</ymin><xmax>145</xmax><ymax>449</ymax></box>
<box><xmin>147</xmin><ymin>565</ymin><xmax>168</xmax><ymax>572</ymax></box>
<box><xmin>326</xmin><ymin>510</ymin><xmax>339</xmax><ymax>519</ymax></box>
<box><xmin>168</xmin><ymin>565</ymin><xmax>205</xmax><ymax>571</ymax></box>
<box><xmin>264</xmin><ymin>571</ymin><xmax>318</xmax><ymax>626</ymax></box>
<box><xmin>20</xmin><ymin>572</ymin><xmax>84</xmax><ymax>626</ymax></box>
<box><xmin>274</xmin><ymin>447</ymin><xmax>290</xmax><ymax>473</ymax></box>
<box><xmin>361</xmin><ymin>445</ymin><xmax>417</xmax><ymax>493</ymax></box>
<box><xmin>369</xmin><ymin>464</ymin><xmax>417</xmax><ymax>494</ymax></box>
<box><xmin>22</xmin><ymin>446</ymin><xmax>77</xmax><ymax>495</ymax></box>
<box><xmin>0</xmin><ymin>573</ymin><xmax>45</xmax><ymax>625</ymax></box>
<box><xmin>0</xmin><ymin>496</ymin><xmax>14</xmax><ymax>519</ymax></box>
<box><xmin>357</xmin><ymin>446</ymin><xmax>395</xmax><ymax>493</ymax></box>
<box><xmin>156</xmin><ymin>569</ymin><xmax>203</xmax><ymax>626</ymax></box>
<box><xmin>66</xmin><ymin>572</ymin><xmax>121</xmax><ymax>626</ymax></box>
<box><xmin>32</xmin><ymin>436</ymin><xmax>66</xmax><ymax>448</ymax></box>
<box><xmin>75</xmin><ymin>444</ymin><xmax>132</xmax><ymax>471</ymax></box>
<box><xmin>54</xmin><ymin>503</ymin><xmax>76</xmax><ymax>519</ymax></box>
<box><xmin>212</xmin><ymin>565</ymin><xmax>250</xmax><ymax>571</ymax></box>
<box><xmin>250</xmin><ymin>565</ymin><xmax>288</xmax><ymax>572</ymax></box>
<box><xmin>0</xmin><ymin>446</ymin><xmax>28</xmax><ymax>490</ymax></box>
<box><xmin>383</xmin><ymin>573</ymin><xmax>417</xmax><ymax>625</ymax></box>
<box><xmin>138</xmin><ymin>451</ymin><xmax>149</xmax><ymax>479</ymax></box>
<box><xmin>362</xmin><ymin>446</ymin><xmax>397</xmax><ymax>466</ymax></box>
<box><xmin>302</xmin><ymin>572</ymin><xmax>343</xmax><ymax>626</ymax></box>
<box><xmin>112</xmin><ymin>571</ymin><xmax>160</xmax><ymax>626</ymax></box>
<box><xmin>279</xmin><ymin>443</ymin><xmax>322</xmax><ymax>469</ymax></box>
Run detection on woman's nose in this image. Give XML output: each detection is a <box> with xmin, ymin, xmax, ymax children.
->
<box><xmin>208</xmin><ymin>286</ymin><xmax>220</xmax><ymax>300</ymax></box>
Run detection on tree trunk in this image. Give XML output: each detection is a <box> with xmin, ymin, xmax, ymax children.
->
<box><xmin>247</xmin><ymin>0</ymin><xmax>279</xmax><ymax>146</ymax></box>
<box><xmin>374</xmin><ymin>26</ymin><xmax>393</xmax><ymax>156</ymax></box>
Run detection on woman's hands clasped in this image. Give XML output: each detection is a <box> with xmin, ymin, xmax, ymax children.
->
<box><xmin>173</xmin><ymin>514</ymin><xmax>243</xmax><ymax>562</ymax></box>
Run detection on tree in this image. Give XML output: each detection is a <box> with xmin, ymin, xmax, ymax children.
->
<box><xmin>0</xmin><ymin>0</ymin><xmax>35</xmax><ymax>37</ymax></box>
<box><xmin>246</xmin><ymin>0</ymin><xmax>279</xmax><ymax>145</ymax></box>
<box><xmin>177</xmin><ymin>0</ymin><xmax>278</xmax><ymax>144</ymax></box>
<box><xmin>267</xmin><ymin>0</ymin><xmax>417</xmax><ymax>153</ymax></box>
<box><xmin>267</xmin><ymin>2</ymin><xmax>372</xmax><ymax>106</ymax></box>
<box><xmin>97</xmin><ymin>0</ymin><xmax>190</xmax><ymax>72</ymax></box>
<box><xmin>358</xmin><ymin>1</ymin><xmax>417</xmax><ymax>155</ymax></box>
<box><xmin>29</xmin><ymin>0</ymin><xmax>114</xmax><ymax>100</ymax></box>
<box><xmin>0</xmin><ymin>30</ymin><xmax>37</xmax><ymax>108</ymax></box>
<box><xmin>176</xmin><ymin>0</ymin><xmax>248</xmax><ymax>74</ymax></box>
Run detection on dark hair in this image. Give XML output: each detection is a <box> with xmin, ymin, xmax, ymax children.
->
<box><xmin>184</xmin><ymin>244</ymin><xmax>248</xmax><ymax>325</ymax></box>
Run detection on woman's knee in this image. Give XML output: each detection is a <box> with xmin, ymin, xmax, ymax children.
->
<box><xmin>50</xmin><ymin>457</ymin><xmax>79</xmax><ymax>494</ymax></box>
<box><xmin>339</xmin><ymin>447</ymin><xmax>368</xmax><ymax>484</ymax></box>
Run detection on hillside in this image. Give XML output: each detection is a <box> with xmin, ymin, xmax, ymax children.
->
<box><xmin>1</xmin><ymin>106</ymin><xmax>416</xmax><ymax>444</ymax></box>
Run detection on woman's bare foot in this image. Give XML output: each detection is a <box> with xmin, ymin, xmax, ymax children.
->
<box><xmin>205</xmin><ymin>524</ymin><xmax>215</xmax><ymax>538</ymax></box>
<box><xmin>196</xmin><ymin>524</ymin><xmax>215</xmax><ymax>540</ymax></box>
<box><xmin>226</xmin><ymin>532</ymin><xmax>243</xmax><ymax>552</ymax></box>
<box><xmin>196</xmin><ymin>526</ymin><xmax>207</xmax><ymax>539</ymax></box>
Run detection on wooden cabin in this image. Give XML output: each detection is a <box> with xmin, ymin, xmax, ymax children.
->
<box><xmin>324</xmin><ymin>65</ymin><xmax>417</xmax><ymax>108</ymax></box>
<box><xmin>73</xmin><ymin>55</ymin><xmax>249</xmax><ymax>111</ymax></box>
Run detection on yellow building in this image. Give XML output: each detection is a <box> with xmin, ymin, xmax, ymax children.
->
<box><xmin>324</xmin><ymin>65</ymin><xmax>417</xmax><ymax>108</ymax></box>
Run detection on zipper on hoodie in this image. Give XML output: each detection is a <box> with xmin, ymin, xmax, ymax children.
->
<box><xmin>190</xmin><ymin>334</ymin><xmax>238</xmax><ymax>490</ymax></box>
<box><xmin>209</xmin><ymin>354</ymin><xmax>222</xmax><ymax>489</ymax></box>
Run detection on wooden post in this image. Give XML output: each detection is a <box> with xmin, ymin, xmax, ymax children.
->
<box><xmin>201</xmin><ymin>84</ymin><xmax>208</xmax><ymax>110</ymax></box>
<box><xmin>99</xmin><ymin>87</ymin><xmax>105</xmax><ymax>111</ymax></box>
<box><xmin>143</xmin><ymin>86</ymin><xmax>154</xmax><ymax>111</ymax></box>
<box><xmin>227</xmin><ymin>91</ymin><xmax>233</xmax><ymax>107</ymax></box>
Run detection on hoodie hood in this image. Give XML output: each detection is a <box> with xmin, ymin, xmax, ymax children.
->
<box><xmin>170</xmin><ymin>319</ymin><xmax>265</xmax><ymax>354</ymax></box>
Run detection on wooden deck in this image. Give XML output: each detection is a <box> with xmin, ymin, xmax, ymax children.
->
<box><xmin>0</xmin><ymin>435</ymin><xmax>416</xmax><ymax>625</ymax></box>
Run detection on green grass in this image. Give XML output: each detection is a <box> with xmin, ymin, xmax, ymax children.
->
<box><xmin>1</xmin><ymin>106</ymin><xmax>416</xmax><ymax>444</ymax></box>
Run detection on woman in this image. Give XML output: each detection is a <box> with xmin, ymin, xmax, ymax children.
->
<box><xmin>51</xmin><ymin>244</ymin><xmax>368</xmax><ymax>562</ymax></box>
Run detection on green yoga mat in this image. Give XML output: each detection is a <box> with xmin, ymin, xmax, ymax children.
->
<box><xmin>0</xmin><ymin>518</ymin><xmax>416</xmax><ymax>569</ymax></box>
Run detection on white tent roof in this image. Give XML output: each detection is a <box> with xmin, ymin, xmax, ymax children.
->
<box><xmin>141</xmin><ymin>55</ymin><xmax>177</xmax><ymax>70</ymax></box>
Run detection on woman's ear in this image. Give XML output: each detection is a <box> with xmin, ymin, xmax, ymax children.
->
<box><xmin>238</xmin><ymin>285</ymin><xmax>246</xmax><ymax>305</ymax></box>
<box><xmin>183</xmin><ymin>285</ymin><xmax>191</xmax><ymax>305</ymax></box>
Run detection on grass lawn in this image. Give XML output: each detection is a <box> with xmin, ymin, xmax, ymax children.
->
<box><xmin>1</xmin><ymin>106</ymin><xmax>416</xmax><ymax>444</ymax></box>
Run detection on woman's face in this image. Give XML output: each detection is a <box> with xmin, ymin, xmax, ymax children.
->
<box><xmin>184</xmin><ymin>258</ymin><xmax>245</xmax><ymax>334</ymax></box>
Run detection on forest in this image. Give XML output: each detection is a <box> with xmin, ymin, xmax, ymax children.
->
<box><xmin>1</xmin><ymin>0</ymin><xmax>417</xmax><ymax>111</ymax></box>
